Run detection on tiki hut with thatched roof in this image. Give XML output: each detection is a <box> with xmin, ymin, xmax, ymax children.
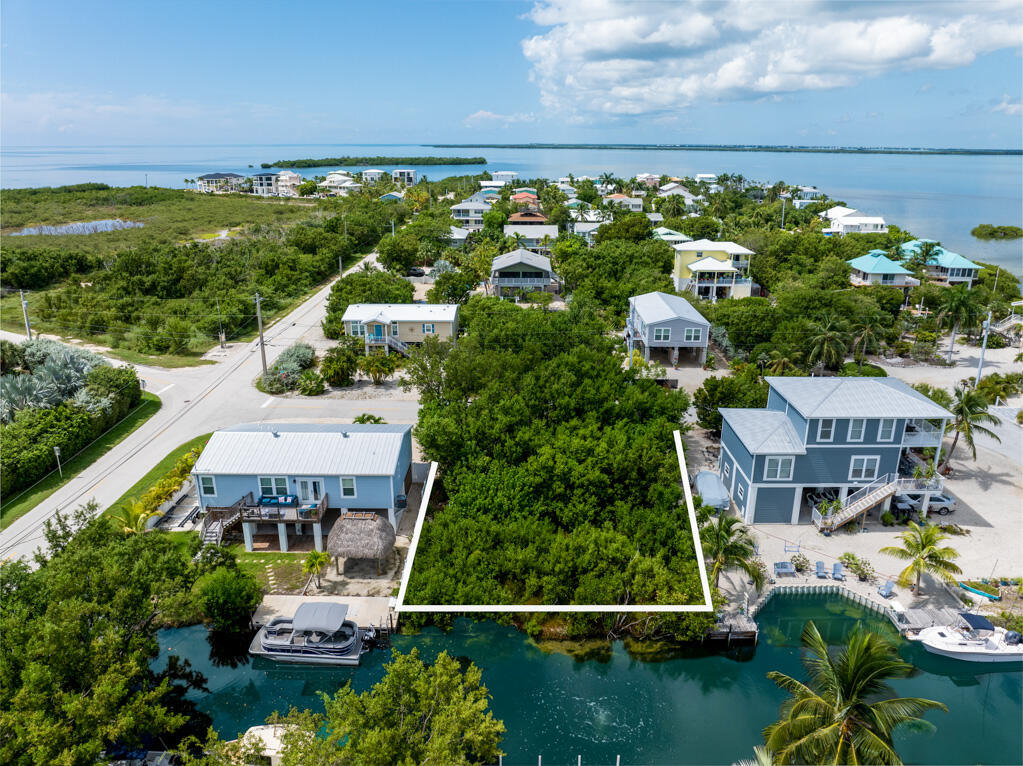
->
<box><xmin>326</xmin><ymin>512</ymin><xmax>396</xmax><ymax>575</ymax></box>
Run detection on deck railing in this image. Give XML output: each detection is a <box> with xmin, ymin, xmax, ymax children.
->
<box><xmin>240</xmin><ymin>492</ymin><xmax>328</xmax><ymax>522</ymax></box>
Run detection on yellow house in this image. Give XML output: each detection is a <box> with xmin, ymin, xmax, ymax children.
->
<box><xmin>342</xmin><ymin>303</ymin><xmax>459</xmax><ymax>354</ymax></box>
<box><xmin>672</xmin><ymin>239</ymin><xmax>755</xmax><ymax>301</ymax></box>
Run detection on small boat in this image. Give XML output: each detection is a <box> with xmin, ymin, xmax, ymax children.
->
<box><xmin>910</xmin><ymin>612</ymin><xmax>1023</xmax><ymax>663</ymax></box>
<box><xmin>249</xmin><ymin>602</ymin><xmax>371</xmax><ymax>666</ymax></box>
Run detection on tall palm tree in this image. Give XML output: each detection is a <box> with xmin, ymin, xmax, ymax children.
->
<box><xmin>880</xmin><ymin>521</ymin><xmax>962</xmax><ymax>595</ymax></box>
<box><xmin>852</xmin><ymin>313</ymin><xmax>884</xmax><ymax>372</ymax></box>
<box><xmin>937</xmin><ymin>284</ymin><xmax>981</xmax><ymax>362</ymax></box>
<box><xmin>940</xmin><ymin>387</ymin><xmax>1001</xmax><ymax>470</ymax></box>
<box><xmin>807</xmin><ymin>315</ymin><xmax>849</xmax><ymax>370</ymax></box>
<box><xmin>700</xmin><ymin>515</ymin><xmax>764</xmax><ymax>589</ymax></box>
<box><xmin>598</xmin><ymin>171</ymin><xmax>616</xmax><ymax>189</ymax></box>
<box><xmin>302</xmin><ymin>549</ymin><xmax>332</xmax><ymax>588</ymax></box>
<box><xmin>766</xmin><ymin>349</ymin><xmax>803</xmax><ymax>376</ymax></box>
<box><xmin>733</xmin><ymin>746</ymin><xmax>775</xmax><ymax>766</ymax></box>
<box><xmin>764</xmin><ymin>621</ymin><xmax>947</xmax><ymax>765</ymax></box>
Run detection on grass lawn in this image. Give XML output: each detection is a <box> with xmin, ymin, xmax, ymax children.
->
<box><xmin>101</xmin><ymin>432</ymin><xmax>212</xmax><ymax>518</ymax></box>
<box><xmin>0</xmin><ymin>392</ymin><xmax>163</xmax><ymax>530</ymax></box>
<box><xmin>229</xmin><ymin>547</ymin><xmax>311</xmax><ymax>593</ymax></box>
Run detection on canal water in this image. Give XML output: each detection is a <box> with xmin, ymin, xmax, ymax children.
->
<box><xmin>156</xmin><ymin>593</ymin><xmax>1023</xmax><ymax>765</ymax></box>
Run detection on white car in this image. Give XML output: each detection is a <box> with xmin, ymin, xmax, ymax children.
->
<box><xmin>894</xmin><ymin>492</ymin><xmax>957</xmax><ymax>515</ymax></box>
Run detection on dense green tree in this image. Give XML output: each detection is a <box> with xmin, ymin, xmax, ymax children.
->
<box><xmin>592</xmin><ymin>212</ymin><xmax>652</xmax><ymax>244</ymax></box>
<box><xmin>806</xmin><ymin>315</ymin><xmax>850</xmax><ymax>370</ymax></box>
<box><xmin>693</xmin><ymin>367</ymin><xmax>769</xmax><ymax>434</ymax></box>
<box><xmin>936</xmin><ymin>284</ymin><xmax>982</xmax><ymax>362</ymax></box>
<box><xmin>196</xmin><ymin>566</ymin><xmax>263</xmax><ymax>632</ymax></box>
<box><xmin>428</xmin><ymin>270</ymin><xmax>476</xmax><ymax>304</ymax></box>
<box><xmin>322</xmin><ymin>270</ymin><xmax>414</xmax><ymax>338</ymax></box>
<box><xmin>318</xmin><ymin>340</ymin><xmax>361</xmax><ymax>387</ymax></box>
<box><xmin>358</xmin><ymin>352</ymin><xmax>399</xmax><ymax>384</ymax></box>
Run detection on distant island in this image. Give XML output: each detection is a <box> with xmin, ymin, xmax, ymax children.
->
<box><xmin>427</xmin><ymin>142</ymin><xmax>1022</xmax><ymax>157</ymax></box>
<box><xmin>971</xmin><ymin>224</ymin><xmax>1023</xmax><ymax>240</ymax></box>
<box><xmin>262</xmin><ymin>156</ymin><xmax>487</xmax><ymax>169</ymax></box>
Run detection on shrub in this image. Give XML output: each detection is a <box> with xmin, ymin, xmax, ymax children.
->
<box><xmin>790</xmin><ymin>553</ymin><xmax>809</xmax><ymax>572</ymax></box>
<box><xmin>196</xmin><ymin>567</ymin><xmax>263</xmax><ymax>632</ymax></box>
<box><xmin>358</xmin><ymin>352</ymin><xmax>399</xmax><ymax>384</ymax></box>
<box><xmin>297</xmin><ymin>370</ymin><xmax>325</xmax><ymax>396</ymax></box>
<box><xmin>320</xmin><ymin>343</ymin><xmax>360</xmax><ymax>387</ymax></box>
<box><xmin>881</xmin><ymin>511</ymin><xmax>895</xmax><ymax>526</ymax></box>
<box><xmin>915</xmin><ymin>331</ymin><xmax>937</xmax><ymax>344</ymax></box>
<box><xmin>261</xmin><ymin>343</ymin><xmax>316</xmax><ymax>393</ymax></box>
<box><xmin>838</xmin><ymin>552</ymin><xmax>875</xmax><ymax>581</ymax></box>
<box><xmin>893</xmin><ymin>340</ymin><xmax>912</xmax><ymax>356</ymax></box>
<box><xmin>839</xmin><ymin>361</ymin><xmax>886</xmax><ymax>377</ymax></box>
<box><xmin>275</xmin><ymin>342</ymin><xmax>315</xmax><ymax>370</ymax></box>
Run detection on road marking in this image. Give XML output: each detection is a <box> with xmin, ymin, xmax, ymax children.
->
<box><xmin>261</xmin><ymin>397</ymin><xmax>275</xmax><ymax>408</ymax></box>
<box><xmin>155</xmin><ymin>384</ymin><xmax>175</xmax><ymax>395</ymax></box>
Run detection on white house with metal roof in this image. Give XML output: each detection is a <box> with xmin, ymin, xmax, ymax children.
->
<box><xmin>503</xmin><ymin>224</ymin><xmax>559</xmax><ymax>253</ymax></box>
<box><xmin>341</xmin><ymin>303</ymin><xmax>459</xmax><ymax>354</ymax></box>
<box><xmin>193</xmin><ymin>423</ymin><xmax>414</xmax><ymax>551</ymax></box>
<box><xmin>451</xmin><ymin>199</ymin><xmax>491</xmax><ymax>230</ymax></box>
<box><xmin>625</xmin><ymin>291</ymin><xmax>710</xmax><ymax>365</ymax></box>
<box><xmin>820</xmin><ymin>206</ymin><xmax>888</xmax><ymax>235</ymax></box>
<box><xmin>718</xmin><ymin>377</ymin><xmax>952</xmax><ymax>528</ymax></box>
<box><xmin>490</xmin><ymin>248</ymin><xmax>560</xmax><ymax>297</ymax></box>
<box><xmin>847</xmin><ymin>251</ymin><xmax>920</xmax><ymax>293</ymax></box>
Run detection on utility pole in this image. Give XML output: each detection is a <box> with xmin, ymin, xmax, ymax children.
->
<box><xmin>254</xmin><ymin>294</ymin><xmax>268</xmax><ymax>376</ymax></box>
<box><xmin>216</xmin><ymin>296</ymin><xmax>226</xmax><ymax>349</ymax></box>
<box><xmin>391</xmin><ymin>219</ymin><xmax>395</xmax><ymax>236</ymax></box>
<box><xmin>975</xmin><ymin>310</ymin><xmax>993</xmax><ymax>387</ymax></box>
<box><xmin>993</xmin><ymin>267</ymin><xmax>1000</xmax><ymax>295</ymax></box>
<box><xmin>19</xmin><ymin>290</ymin><xmax>31</xmax><ymax>339</ymax></box>
<box><xmin>339</xmin><ymin>255</ymin><xmax>344</xmax><ymax>279</ymax></box>
<box><xmin>53</xmin><ymin>446</ymin><xmax>63</xmax><ymax>479</ymax></box>
<box><xmin>343</xmin><ymin>213</ymin><xmax>348</xmax><ymax>238</ymax></box>
<box><xmin>780</xmin><ymin>192</ymin><xmax>790</xmax><ymax>229</ymax></box>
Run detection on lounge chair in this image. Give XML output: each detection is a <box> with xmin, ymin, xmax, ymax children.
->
<box><xmin>815</xmin><ymin>561</ymin><xmax>828</xmax><ymax>579</ymax></box>
<box><xmin>774</xmin><ymin>561</ymin><xmax>796</xmax><ymax>577</ymax></box>
<box><xmin>878</xmin><ymin>580</ymin><xmax>895</xmax><ymax>598</ymax></box>
<box><xmin>832</xmin><ymin>562</ymin><xmax>845</xmax><ymax>581</ymax></box>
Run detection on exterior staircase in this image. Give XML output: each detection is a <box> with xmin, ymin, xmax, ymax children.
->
<box><xmin>199</xmin><ymin>509</ymin><xmax>241</xmax><ymax>547</ymax></box>
<box><xmin>812</xmin><ymin>474</ymin><xmax>944</xmax><ymax>532</ymax></box>
<box><xmin>386</xmin><ymin>335</ymin><xmax>409</xmax><ymax>355</ymax></box>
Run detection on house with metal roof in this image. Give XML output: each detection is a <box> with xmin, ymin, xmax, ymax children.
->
<box><xmin>451</xmin><ymin>199</ymin><xmax>491</xmax><ymax>230</ymax></box>
<box><xmin>672</xmin><ymin>239</ymin><xmax>755</xmax><ymax>300</ymax></box>
<box><xmin>572</xmin><ymin>220</ymin><xmax>603</xmax><ymax>246</ymax></box>
<box><xmin>193</xmin><ymin>423</ymin><xmax>414</xmax><ymax>551</ymax></box>
<box><xmin>379</xmin><ymin>190</ymin><xmax>404</xmax><ymax>202</ymax></box>
<box><xmin>718</xmin><ymin>377</ymin><xmax>952</xmax><ymax>529</ymax></box>
<box><xmin>652</xmin><ymin>227</ymin><xmax>692</xmax><ymax>245</ymax></box>
<box><xmin>603</xmin><ymin>194</ymin><xmax>644</xmax><ymax>212</ymax></box>
<box><xmin>625</xmin><ymin>291</ymin><xmax>710</xmax><ymax>365</ymax></box>
<box><xmin>341</xmin><ymin>303</ymin><xmax>460</xmax><ymax>354</ymax></box>
<box><xmin>848</xmin><ymin>251</ymin><xmax>920</xmax><ymax>293</ymax></box>
<box><xmin>197</xmin><ymin>172</ymin><xmax>245</xmax><ymax>193</ymax></box>
<box><xmin>900</xmin><ymin>239</ymin><xmax>980</xmax><ymax>287</ymax></box>
<box><xmin>503</xmin><ymin>224</ymin><xmax>559</xmax><ymax>254</ymax></box>
<box><xmin>490</xmin><ymin>248</ymin><xmax>560</xmax><ymax>297</ymax></box>
<box><xmin>819</xmin><ymin>206</ymin><xmax>888</xmax><ymax>235</ymax></box>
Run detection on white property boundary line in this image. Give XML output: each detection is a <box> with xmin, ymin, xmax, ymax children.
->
<box><xmin>395</xmin><ymin>430</ymin><xmax>713</xmax><ymax>613</ymax></box>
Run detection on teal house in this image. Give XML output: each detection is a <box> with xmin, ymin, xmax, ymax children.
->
<box><xmin>847</xmin><ymin>251</ymin><xmax>919</xmax><ymax>295</ymax></box>
<box><xmin>900</xmin><ymin>240</ymin><xmax>980</xmax><ymax>287</ymax></box>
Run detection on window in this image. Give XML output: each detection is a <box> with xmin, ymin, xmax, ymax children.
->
<box><xmin>654</xmin><ymin>327</ymin><xmax>671</xmax><ymax>341</ymax></box>
<box><xmin>422</xmin><ymin>323</ymin><xmax>435</xmax><ymax>335</ymax></box>
<box><xmin>259</xmin><ymin>476</ymin><xmax>289</xmax><ymax>497</ymax></box>
<box><xmin>391</xmin><ymin>322</ymin><xmax>399</xmax><ymax>336</ymax></box>
<box><xmin>737</xmin><ymin>485</ymin><xmax>745</xmax><ymax>500</ymax></box>
<box><xmin>722</xmin><ymin>462</ymin><xmax>731</xmax><ymax>478</ymax></box>
<box><xmin>199</xmin><ymin>476</ymin><xmax>217</xmax><ymax>497</ymax></box>
<box><xmin>848</xmin><ymin>418</ymin><xmax>866</xmax><ymax>442</ymax></box>
<box><xmin>350</xmin><ymin>322</ymin><xmax>365</xmax><ymax>337</ymax></box>
<box><xmin>849</xmin><ymin>456</ymin><xmax>880</xmax><ymax>481</ymax></box>
<box><xmin>764</xmin><ymin>456</ymin><xmax>794</xmax><ymax>481</ymax></box>
<box><xmin>684</xmin><ymin>328</ymin><xmax>702</xmax><ymax>343</ymax></box>
<box><xmin>341</xmin><ymin>477</ymin><xmax>357</xmax><ymax>498</ymax></box>
<box><xmin>817</xmin><ymin>419</ymin><xmax>834</xmax><ymax>442</ymax></box>
<box><xmin>878</xmin><ymin>418</ymin><xmax>896</xmax><ymax>442</ymax></box>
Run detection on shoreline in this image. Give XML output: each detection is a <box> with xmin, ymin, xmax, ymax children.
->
<box><xmin>427</xmin><ymin>143</ymin><xmax>1023</xmax><ymax>157</ymax></box>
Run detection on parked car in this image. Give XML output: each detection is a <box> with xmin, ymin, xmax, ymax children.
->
<box><xmin>894</xmin><ymin>492</ymin><xmax>957</xmax><ymax>515</ymax></box>
<box><xmin>407</xmin><ymin>267</ymin><xmax>426</xmax><ymax>277</ymax></box>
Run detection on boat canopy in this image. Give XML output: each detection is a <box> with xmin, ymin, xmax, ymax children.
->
<box><xmin>960</xmin><ymin>612</ymin><xmax>995</xmax><ymax>632</ymax></box>
<box><xmin>293</xmin><ymin>602</ymin><xmax>349</xmax><ymax>633</ymax></box>
<box><xmin>694</xmin><ymin>470</ymin><xmax>730</xmax><ymax>511</ymax></box>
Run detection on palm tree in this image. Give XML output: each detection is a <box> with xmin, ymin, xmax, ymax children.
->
<box><xmin>764</xmin><ymin>621</ymin><xmax>947</xmax><ymax>765</ymax></box>
<box><xmin>937</xmin><ymin>284</ymin><xmax>981</xmax><ymax>362</ymax></box>
<box><xmin>940</xmin><ymin>387</ymin><xmax>1001</xmax><ymax>471</ymax></box>
<box><xmin>113</xmin><ymin>502</ymin><xmax>163</xmax><ymax>535</ymax></box>
<box><xmin>733</xmin><ymin>746</ymin><xmax>775</xmax><ymax>766</ymax></box>
<box><xmin>598</xmin><ymin>171</ymin><xmax>616</xmax><ymax>189</ymax></box>
<box><xmin>766</xmin><ymin>349</ymin><xmax>802</xmax><ymax>375</ymax></box>
<box><xmin>852</xmin><ymin>313</ymin><xmax>884</xmax><ymax>372</ymax></box>
<box><xmin>806</xmin><ymin>315</ymin><xmax>849</xmax><ymax>370</ymax></box>
<box><xmin>700</xmin><ymin>515</ymin><xmax>764</xmax><ymax>589</ymax></box>
<box><xmin>880</xmin><ymin>521</ymin><xmax>962</xmax><ymax>595</ymax></box>
<box><xmin>302</xmin><ymin>550</ymin><xmax>332</xmax><ymax>588</ymax></box>
<box><xmin>353</xmin><ymin>413</ymin><xmax>385</xmax><ymax>424</ymax></box>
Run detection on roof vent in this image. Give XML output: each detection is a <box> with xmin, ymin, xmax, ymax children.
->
<box><xmin>342</xmin><ymin>431</ymin><xmax>349</xmax><ymax>438</ymax></box>
<box><xmin>272</xmin><ymin>431</ymin><xmax>279</xmax><ymax>438</ymax></box>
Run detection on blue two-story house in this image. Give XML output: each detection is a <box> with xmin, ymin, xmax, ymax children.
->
<box><xmin>718</xmin><ymin>377</ymin><xmax>952</xmax><ymax>527</ymax></box>
<box><xmin>192</xmin><ymin>422</ymin><xmax>413</xmax><ymax>552</ymax></box>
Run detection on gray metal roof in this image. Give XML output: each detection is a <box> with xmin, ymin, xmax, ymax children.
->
<box><xmin>630</xmin><ymin>291</ymin><xmax>710</xmax><ymax>326</ymax></box>
<box><xmin>492</xmin><ymin>248</ymin><xmax>553</xmax><ymax>272</ymax></box>
<box><xmin>341</xmin><ymin>303</ymin><xmax>459</xmax><ymax>323</ymax></box>
<box><xmin>199</xmin><ymin>172</ymin><xmax>245</xmax><ymax>179</ymax></box>
<box><xmin>719</xmin><ymin>409</ymin><xmax>807</xmax><ymax>455</ymax></box>
<box><xmin>292</xmin><ymin>602</ymin><xmax>349</xmax><ymax>632</ymax></box>
<box><xmin>765</xmin><ymin>377</ymin><xmax>953</xmax><ymax>419</ymax></box>
<box><xmin>503</xmin><ymin>224</ymin><xmax>559</xmax><ymax>239</ymax></box>
<box><xmin>193</xmin><ymin>422</ymin><xmax>412</xmax><ymax>477</ymax></box>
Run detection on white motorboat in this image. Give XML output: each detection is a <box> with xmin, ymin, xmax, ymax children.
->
<box><xmin>911</xmin><ymin>612</ymin><xmax>1023</xmax><ymax>663</ymax></box>
<box><xmin>249</xmin><ymin>602</ymin><xmax>370</xmax><ymax>666</ymax></box>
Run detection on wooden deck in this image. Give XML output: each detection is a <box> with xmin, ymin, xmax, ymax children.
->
<box><xmin>253</xmin><ymin>595</ymin><xmax>396</xmax><ymax>631</ymax></box>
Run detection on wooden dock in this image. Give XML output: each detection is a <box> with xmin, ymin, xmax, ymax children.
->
<box><xmin>706</xmin><ymin>612</ymin><xmax>759</xmax><ymax>644</ymax></box>
<box><xmin>252</xmin><ymin>595</ymin><xmax>397</xmax><ymax>631</ymax></box>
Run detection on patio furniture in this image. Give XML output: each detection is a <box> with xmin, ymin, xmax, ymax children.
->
<box><xmin>832</xmin><ymin>562</ymin><xmax>845</xmax><ymax>581</ymax></box>
<box><xmin>783</xmin><ymin>542</ymin><xmax>801</xmax><ymax>554</ymax></box>
<box><xmin>774</xmin><ymin>561</ymin><xmax>797</xmax><ymax>577</ymax></box>
<box><xmin>878</xmin><ymin>580</ymin><xmax>895</xmax><ymax>598</ymax></box>
<box><xmin>815</xmin><ymin>561</ymin><xmax>828</xmax><ymax>579</ymax></box>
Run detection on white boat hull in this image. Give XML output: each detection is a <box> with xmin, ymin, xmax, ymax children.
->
<box><xmin>916</xmin><ymin>625</ymin><xmax>1023</xmax><ymax>664</ymax></box>
<box><xmin>248</xmin><ymin>628</ymin><xmax>365</xmax><ymax>666</ymax></box>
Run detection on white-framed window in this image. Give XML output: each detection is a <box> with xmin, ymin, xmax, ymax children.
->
<box><xmin>764</xmin><ymin>456</ymin><xmax>794</xmax><ymax>481</ymax></box>
<box><xmin>849</xmin><ymin>456</ymin><xmax>880</xmax><ymax>481</ymax></box>
<box><xmin>737</xmin><ymin>484</ymin><xmax>745</xmax><ymax>500</ymax></box>
<box><xmin>198</xmin><ymin>475</ymin><xmax>217</xmax><ymax>497</ymax></box>
<box><xmin>817</xmin><ymin>419</ymin><xmax>834</xmax><ymax>442</ymax></box>
<box><xmin>684</xmin><ymin>328</ymin><xmax>702</xmax><ymax>342</ymax></box>
<box><xmin>722</xmin><ymin>462</ymin><xmax>731</xmax><ymax>478</ymax></box>
<box><xmin>259</xmin><ymin>476</ymin><xmax>289</xmax><ymax>497</ymax></box>
<box><xmin>422</xmin><ymin>323</ymin><xmax>435</xmax><ymax>335</ymax></box>
<box><xmin>847</xmin><ymin>418</ymin><xmax>866</xmax><ymax>442</ymax></box>
<box><xmin>654</xmin><ymin>327</ymin><xmax>671</xmax><ymax>341</ymax></box>
<box><xmin>391</xmin><ymin>322</ymin><xmax>399</xmax><ymax>336</ymax></box>
<box><xmin>350</xmin><ymin>322</ymin><xmax>365</xmax><ymax>337</ymax></box>
<box><xmin>878</xmin><ymin>418</ymin><xmax>896</xmax><ymax>442</ymax></box>
<box><xmin>340</xmin><ymin>477</ymin><xmax>357</xmax><ymax>498</ymax></box>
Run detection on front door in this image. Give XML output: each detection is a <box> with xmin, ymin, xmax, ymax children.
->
<box><xmin>297</xmin><ymin>478</ymin><xmax>323</xmax><ymax>504</ymax></box>
<box><xmin>373</xmin><ymin>324</ymin><xmax>383</xmax><ymax>338</ymax></box>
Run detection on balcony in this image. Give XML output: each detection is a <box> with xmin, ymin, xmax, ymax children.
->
<box><xmin>902</xmin><ymin>419</ymin><xmax>944</xmax><ymax>447</ymax></box>
<box><xmin>222</xmin><ymin>491</ymin><xmax>329</xmax><ymax>523</ymax></box>
<box><xmin>491</xmin><ymin>277</ymin><xmax>550</xmax><ymax>287</ymax></box>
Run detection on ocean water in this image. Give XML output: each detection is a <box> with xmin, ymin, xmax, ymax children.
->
<box><xmin>156</xmin><ymin>594</ymin><xmax>1023</xmax><ymax>765</ymax></box>
<box><xmin>2</xmin><ymin>143</ymin><xmax>1021</xmax><ymax>276</ymax></box>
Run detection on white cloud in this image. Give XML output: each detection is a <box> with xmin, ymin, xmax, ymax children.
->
<box><xmin>993</xmin><ymin>94</ymin><xmax>1022</xmax><ymax>116</ymax></box>
<box><xmin>463</xmin><ymin>109</ymin><xmax>537</xmax><ymax>127</ymax></box>
<box><xmin>522</xmin><ymin>1</ymin><xmax>1023</xmax><ymax>119</ymax></box>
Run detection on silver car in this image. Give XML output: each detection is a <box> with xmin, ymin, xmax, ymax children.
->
<box><xmin>894</xmin><ymin>492</ymin><xmax>957</xmax><ymax>515</ymax></box>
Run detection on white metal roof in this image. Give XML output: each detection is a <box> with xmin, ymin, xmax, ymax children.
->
<box><xmin>689</xmin><ymin>256</ymin><xmax>738</xmax><ymax>272</ymax></box>
<box><xmin>503</xmin><ymin>225</ymin><xmax>559</xmax><ymax>239</ymax></box>
<box><xmin>765</xmin><ymin>377</ymin><xmax>953</xmax><ymax>419</ymax></box>
<box><xmin>451</xmin><ymin>200</ymin><xmax>491</xmax><ymax>211</ymax></box>
<box><xmin>673</xmin><ymin>239</ymin><xmax>754</xmax><ymax>255</ymax></box>
<box><xmin>573</xmin><ymin>222</ymin><xmax>603</xmax><ymax>233</ymax></box>
<box><xmin>823</xmin><ymin>205</ymin><xmax>859</xmax><ymax>220</ymax></box>
<box><xmin>720</xmin><ymin>409</ymin><xmax>807</xmax><ymax>455</ymax></box>
<box><xmin>630</xmin><ymin>291</ymin><xmax>710</xmax><ymax>326</ymax></box>
<box><xmin>193</xmin><ymin>423</ymin><xmax>413</xmax><ymax>477</ymax></box>
<box><xmin>341</xmin><ymin>303</ymin><xmax>459</xmax><ymax>323</ymax></box>
<box><xmin>492</xmin><ymin>248</ymin><xmax>554</xmax><ymax>272</ymax></box>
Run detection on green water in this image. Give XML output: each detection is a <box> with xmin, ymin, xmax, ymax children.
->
<box><xmin>157</xmin><ymin>594</ymin><xmax>1022</xmax><ymax>765</ymax></box>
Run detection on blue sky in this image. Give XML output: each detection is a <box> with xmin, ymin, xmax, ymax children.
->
<box><xmin>2</xmin><ymin>0</ymin><xmax>1021</xmax><ymax>148</ymax></box>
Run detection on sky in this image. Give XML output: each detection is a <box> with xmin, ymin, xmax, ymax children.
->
<box><xmin>2</xmin><ymin>0</ymin><xmax>1021</xmax><ymax>148</ymax></box>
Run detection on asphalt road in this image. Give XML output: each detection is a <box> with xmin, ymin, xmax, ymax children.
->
<box><xmin>0</xmin><ymin>252</ymin><xmax>421</xmax><ymax>562</ymax></box>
